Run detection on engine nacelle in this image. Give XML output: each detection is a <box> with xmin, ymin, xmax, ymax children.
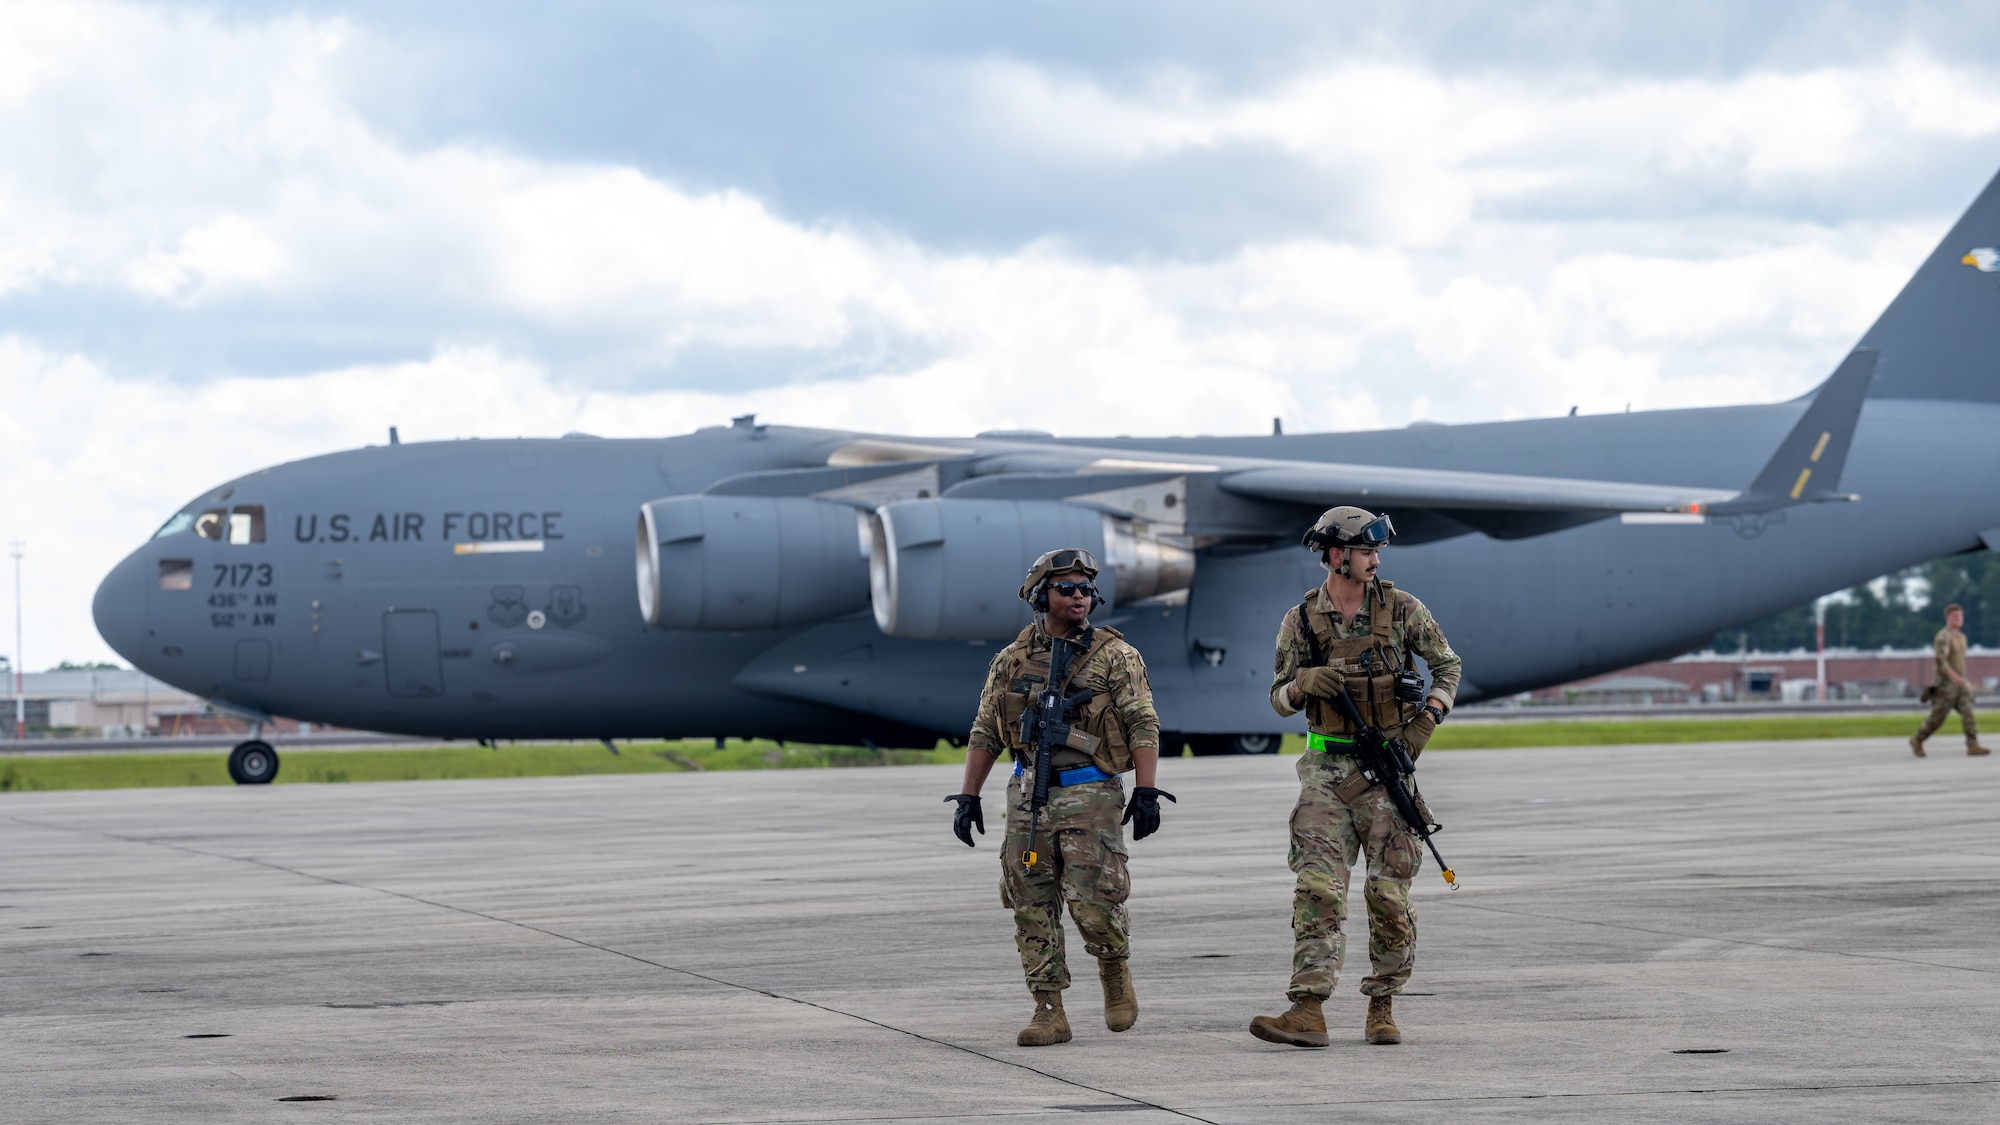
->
<box><xmin>637</xmin><ymin>495</ymin><xmax>868</xmax><ymax>630</ymax></box>
<box><xmin>869</xmin><ymin>499</ymin><xmax>1194</xmax><ymax>640</ymax></box>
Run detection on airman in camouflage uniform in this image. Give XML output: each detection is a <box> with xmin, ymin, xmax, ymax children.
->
<box><xmin>947</xmin><ymin>548</ymin><xmax>1170</xmax><ymax>1047</ymax></box>
<box><xmin>1912</xmin><ymin>602</ymin><xmax>1989</xmax><ymax>757</ymax></box>
<box><xmin>1249</xmin><ymin>507</ymin><xmax>1461</xmax><ymax>1049</ymax></box>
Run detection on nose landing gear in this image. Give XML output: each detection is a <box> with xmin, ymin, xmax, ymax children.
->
<box><xmin>227</xmin><ymin>739</ymin><xmax>280</xmax><ymax>784</ymax></box>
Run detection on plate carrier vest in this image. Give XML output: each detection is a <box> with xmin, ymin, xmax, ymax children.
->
<box><xmin>1294</xmin><ymin>580</ymin><xmax>1419</xmax><ymax>739</ymax></box>
<box><xmin>995</xmin><ymin>624</ymin><xmax>1134</xmax><ymax>776</ymax></box>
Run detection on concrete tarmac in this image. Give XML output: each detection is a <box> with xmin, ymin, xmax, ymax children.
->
<box><xmin>4</xmin><ymin>739</ymin><xmax>1998</xmax><ymax>1123</ymax></box>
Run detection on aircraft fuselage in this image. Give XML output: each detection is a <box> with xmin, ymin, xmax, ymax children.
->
<box><xmin>91</xmin><ymin>398</ymin><xmax>2000</xmax><ymax>745</ymax></box>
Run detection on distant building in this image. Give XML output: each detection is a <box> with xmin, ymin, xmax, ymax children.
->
<box><xmin>1532</xmin><ymin>647</ymin><xmax>1999</xmax><ymax>705</ymax></box>
<box><xmin>2</xmin><ymin>669</ymin><xmax>322</xmax><ymax>739</ymax></box>
<box><xmin>1560</xmin><ymin>674</ymin><xmax>1690</xmax><ymax>706</ymax></box>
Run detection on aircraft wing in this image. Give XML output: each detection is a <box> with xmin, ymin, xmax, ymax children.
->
<box><xmin>788</xmin><ymin>438</ymin><xmax>1737</xmax><ymax>545</ymax></box>
<box><xmin>704</xmin><ymin>345</ymin><xmax>1876</xmax><ymax>552</ymax></box>
<box><xmin>943</xmin><ymin>347</ymin><xmax>1877</xmax><ymax>538</ymax></box>
<box><xmin>939</xmin><ymin>445</ymin><xmax>1735</xmax><ymax>544</ymax></box>
<box><xmin>1215</xmin><ymin>462</ymin><xmax>1731</xmax><ymax>515</ymax></box>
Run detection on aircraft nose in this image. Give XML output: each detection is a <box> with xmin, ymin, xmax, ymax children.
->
<box><xmin>93</xmin><ymin>550</ymin><xmax>151</xmax><ymax>666</ymax></box>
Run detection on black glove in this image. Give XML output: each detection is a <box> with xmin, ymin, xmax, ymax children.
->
<box><xmin>1120</xmin><ymin>786</ymin><xmax>1177</xmax><ymax>841</ymax></box>
<box><xmin>944</xmin><ymin>794</ymin><xmax>984</xmax><ymax>847</ymax></box>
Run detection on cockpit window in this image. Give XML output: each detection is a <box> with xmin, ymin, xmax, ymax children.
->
<box><xmin>159</xmin><ymin>559</ymin><xmax>193</xmax><ymax>590</ymax></box>
<box><xmin>228</xmin><ymin>505</ymin><xmax>265</xmax><ymax>544</ymax></box>
<box><xmin>153</xmin><ymin>513</ymin><xmax>194</xmax><ymax>539</ymax></box>
<box><xmin>189</xmin><ymin>505</ymin><xmax>265</xmax><ymax>544</ymax></box>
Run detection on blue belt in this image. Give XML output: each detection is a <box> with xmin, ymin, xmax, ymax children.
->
<box><xmin>1013</xmin><ymin>762</ymin><xmax>1116</xmax><ymax>786</ymax></box>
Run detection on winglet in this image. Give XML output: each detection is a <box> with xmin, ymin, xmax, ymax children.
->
<box><xmin>1712</xmin><ymin>348</ymin><xmax>1875</xmax><ymax>514</ymax></box>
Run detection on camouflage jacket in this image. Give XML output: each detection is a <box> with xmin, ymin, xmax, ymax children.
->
<box><xmin>1270</xmin><ymin>580</ymin><xmax>1462</xmax><ymax>718</ymax></box>
<box><xmin>1934</xmin><ymin>627</ymin><xmax>1968</xmax><ymax>687</ymax></box>
<box><xmin>969</xmin><ymin>620</ymin><xmax>1161</xmax><ymax>763</ymax></box>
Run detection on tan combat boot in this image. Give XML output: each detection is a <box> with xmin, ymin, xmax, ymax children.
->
<box><xmin>1969</xmin><ymin>743</ymin><xmax>1991</xmax><ymax>756</ymax></box>
<box><xmin>1018</xmin><ymin>990</ymin><xmax>1072</xmax><ymax>1047</ymax></box>
<box><xmin>1366</xmin><ymin>995</ymin><xmax>1402</xmax><ymax>1044</ymax></box>
<box><xmin>1248</xmin><ymin>997</ymin><xmax>1329</xmax><ymax>1048</ymax></box>
<box><xmin>1910</xmin><ymin>735</ymin><xmax>1927</xmax><ymax>758</ymax></box>
<box><xmin>1099</xmin><ymin>958</ymin><xmax>1137</xmax><ymax>1032</ymax></box>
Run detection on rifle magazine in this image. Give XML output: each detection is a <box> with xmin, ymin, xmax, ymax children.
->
<box><xmin>1331</xmin><ymin>770</ymin><xmax>1375</xmax><ymax>805</ymax></box>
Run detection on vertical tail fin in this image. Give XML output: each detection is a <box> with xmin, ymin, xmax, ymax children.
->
<box><xmin>1859</xmin><ymin>167</ymin><xmax>2000</xmax><ymax>402</ymax></box>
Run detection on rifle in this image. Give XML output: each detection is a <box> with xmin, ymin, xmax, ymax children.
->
<box><xmin>1326</xmin><ymin>682</ymin><xmax>1458</xmax><ymax>889</ymax></box>
<box><xmin>1017</xmin><ymin>631</ymin><xmax>1098</xmax><ymax>871</ymax></box>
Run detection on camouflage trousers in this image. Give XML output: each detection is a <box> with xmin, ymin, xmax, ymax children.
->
<box><xmin>1000</xmin><ymin>774</ymin><xmax>1132</xmax><ymax>991</ymax></box>
<box><xmin>1917</xmin><ymin>683</ymin><xmax>1979</xmax><ymax>743</ymax></box>
<box><xmin>1285</xmin><ymin>751</ymin><xmax>1422</xmax><ymax>1000</ymax></box>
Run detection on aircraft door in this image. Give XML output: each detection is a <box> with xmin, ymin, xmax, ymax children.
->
<box><xmin>382</xmin><ymin>609</ymin><xmax>444</xmax><ymax>698</ymax></box>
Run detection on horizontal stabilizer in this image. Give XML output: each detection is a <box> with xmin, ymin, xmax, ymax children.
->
<box><xmin>1713</xmin><ymin>348</ymin><xmax>1874</xmax><ymax>514</ymax></box>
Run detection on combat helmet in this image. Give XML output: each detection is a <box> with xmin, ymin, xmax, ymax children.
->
<box><xmin>1302</xmin><ymin>506</ymin><xmax>1394</xmax><ymax>572</ymax></box>
<box><xmin>1019</xmin><ymin>547</ymin><xmax>1103</xmax><ymax>611</ymax></box>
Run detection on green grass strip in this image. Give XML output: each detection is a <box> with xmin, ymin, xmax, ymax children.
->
<box><xmin>0</xmin><ymin>711</ymin><xmax>1976</xmax><ymax>792</ymax></box>
<box><xmin>0</xmin><ymin>740</ymin><xmax>963</xmax><ymax>793</ymax></box>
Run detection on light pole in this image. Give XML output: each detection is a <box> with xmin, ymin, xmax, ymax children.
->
<box><xmin>1814</xmin><ymin>596</ymin><xmax>1828</xmax><ymax>705</ymax></box>
<box><xmin>9</xmin><ymin>541</ymin><xmax>22</xmax><ymax>741</ymax></box>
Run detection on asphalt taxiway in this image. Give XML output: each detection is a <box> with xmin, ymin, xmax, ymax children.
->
<box><xmin>5</xmin><ymin>739</ymin><xmax>1998</xmax><ymax>1123</ymax></box>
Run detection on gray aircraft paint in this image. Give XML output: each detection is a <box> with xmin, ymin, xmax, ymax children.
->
<box><xmin>92</xmin><ymin>169</ymin><xmax>2000</xmax><ymax>748</ymax></box>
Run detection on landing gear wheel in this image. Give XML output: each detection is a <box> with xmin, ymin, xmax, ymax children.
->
<box><xmin>1228</xmin><ymin>733</ymin><xmax>1281</xmax><ymax>755</ymax></box>
<box><xmin>1189</xmin><ymin>734</ymin><xmax>1281</xmax><ymax>756</ymax></box>
<box><xmin>227</xmin><ymin>740</ymin><xmax>280</xmax><ymax>785</ymax></box>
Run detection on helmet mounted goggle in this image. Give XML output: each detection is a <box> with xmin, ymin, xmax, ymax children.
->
<box><xmin>1019</xmin><ymin>547</ymin><xmax>1104</xmax><ymax>607</ymax></box>
<box><xmin>1301</xmin><ymin>514</ymin><xmax>1396</xmax><ymax>553</ymax></box>
<box><xmin>1039</xmin><ymin>548</ymin><xmax>1098</xmax><ymax>576</ymax></box>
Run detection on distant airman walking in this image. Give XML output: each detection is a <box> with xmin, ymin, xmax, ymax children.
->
<box><xmin>1911</xmin><ymin>602</ymin><xmax>1989</xmax><ymax>757</ymax></box>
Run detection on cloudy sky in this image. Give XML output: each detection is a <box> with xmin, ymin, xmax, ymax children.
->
<box><xmin>7</xmin><ymin>0</ymin><xmax>2000</xmax><ymax>668</ymax></box>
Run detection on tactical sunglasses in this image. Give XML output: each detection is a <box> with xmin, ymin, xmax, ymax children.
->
<box><xmin>1049</xmin><ymin>581</ymin><xmax>1098</xmax><ymax>599</ymax></box>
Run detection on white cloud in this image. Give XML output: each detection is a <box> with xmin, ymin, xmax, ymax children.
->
<box><xmin>0</xmin><ymin>2</ymin><xmax>1969</xmax><ymax>397</ymax></box>
<box><xmin>964</xmin><ymin>52</ymin><xmax>2000</xmax><ymax>239</ymax></box>
<box><xmin>125</xmin><ymin>214</ymin><xmax>293</xmax><ymax>299</ymax></box>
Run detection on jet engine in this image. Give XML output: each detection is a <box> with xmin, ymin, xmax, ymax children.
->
<box><xmin>868</xmin><ymin>499</ymin><xmax>1194</xmax><ymax>640</ymax></box>
<box><xmin>637</xmin><ymin>495</ymin><xmax>869</xmax><ymax>630</ymax></box>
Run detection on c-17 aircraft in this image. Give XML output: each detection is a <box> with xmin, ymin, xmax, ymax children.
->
<box><xmin>92</xmin><ymin>167</ymin><xmax>2000</xmax><ymax>783</ymax></box>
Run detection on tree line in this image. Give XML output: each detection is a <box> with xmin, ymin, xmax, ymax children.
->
<box><xmin>1710</xmin><ymin>550</ymin><xmax>2000</xmax><ymax>653</ymax></box>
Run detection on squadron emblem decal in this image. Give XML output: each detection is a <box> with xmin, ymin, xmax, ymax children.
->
<box><xmin>487</xmin><ymin>585</ymin><xmax>529</xmax><ymax>628</ymax></box>
<box><xmin>546</xmin><ymin>584</ymin><xmax>587</xmax><ymax>628</ymax></box>
<box><xmin>1962</xmin><ymin>248</ymin><xmax>1999</xmax><ymax>272</ymax></box>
